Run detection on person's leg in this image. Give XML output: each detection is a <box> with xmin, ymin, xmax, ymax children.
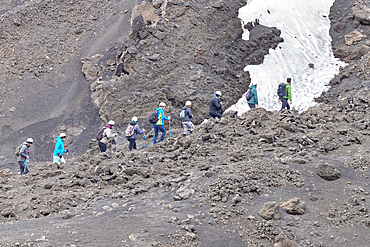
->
<box><xmin>99</xmin><ymin>142</ymin><xmax>107</xmax><ymax>152</ymax></box>
<box><xmin>248</xmin><ymin>103</ymin><xmax>255</xmax><ymax>108</ymax></box>
<box><xmin>23</xmin><ymin>163</ymin><xmax>29</xmax><ymax>175</ymax></box>
<box><xmin>182</xmin><ymin>122</ymin><xmax>188</xmax><ymax>137</ymax></box>
<box><xmin>153</xmin><ymin>125</ymin><xmax>159</xmax><ymax>144</ymax></box>
<box><xmin>286</xmin><ymin>100</ymin><xmax>290</xmax><ymax>110</ymax></box>
<box><xmin>133</xmin><ymin>140</ymin><xmax>137</xmax><ymax>150</ymax></box>
<box><xmin>53</xmin><ymin>156</ymin><xmax>60</xmax><ymax>163</ymax></box>
<box><xmin>189</xmin><ymin>122</ymin><xmax>195</xmax><ymax>134</ymax></box>
<box><xmin>280</xmin><ymin>98</ymin><xmax>287</xmax><ymax>111</ymax></box>
<box><xmin>159</xmin><ymin>126</ymin><xmax>166</xmax><ymax>142</ymax></box>
<box><xmin>128</xmin><ymin>139</ymin><xmax>134</xmax><ymax>151</ymax></box>
<box><xmin>18</xmin><ymin>161</ymin><xmax>25</xmax><ymax>174</ymax></box>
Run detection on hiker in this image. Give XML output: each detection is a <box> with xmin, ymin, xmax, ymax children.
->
<box><xmin>247</xmin><ymin>84</ymin><xmax>258</xmax><ymax>108</ymax></box>
<box><xmin>53</xmin><ymin>133</ymin><xmax>68</xmax><ymax>163</ymax></box>
<box><xmin>278</xmin><ymin>78</ymin><xmax>292</xmax><ymax>111</ymax></box>
<box><xmin>209</xmin><ymin>91</ymin><xmax>223</xmax><ymax>118</ymax></box>
<box><xmin>181</xmin><ymin>101</ymin><xmax>194</xmax><ymax>137</ymax></box>
<box><xmin>126</xmin><ymin>116</ymin><xmax>145</xmax><ymax>151</ymax></box>
<box><xmin>17</xmin><ymin>138</ymin><xmax>33</xmax><ymax>175</ymax></box>
<box><xmin>153</xmin><ymin>102</ymin><xmax>170</xmax><ymax>144</ymax></box>
<box><xmin>98</xmin><ymin>120</ymin><xmax>117</xmax><ymax>152</ymax></box>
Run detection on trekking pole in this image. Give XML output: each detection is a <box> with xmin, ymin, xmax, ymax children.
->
<box><xmin>24</xmin><ymin>158</ymin><xmax>27</xmax><ymax>170</ymax></box>
<box><xmin>169</xmin><ymin>120</ymin><xmax>171</xmax><ymax>138</ymax></box>
<box><xmin>67</xmin><ymin>153</ymin><xmax>69</xmax><ymax>163</ymax></box>
<box><xmin>144</xmin><ymin>133</ymin><xmax>147</xmax><ymax>149</ymax></box>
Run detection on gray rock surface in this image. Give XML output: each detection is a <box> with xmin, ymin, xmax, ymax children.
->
<box><xmin>316</xmin><ymin>161</ymin><xmax>341</xmax><ymax>181</ymax></box>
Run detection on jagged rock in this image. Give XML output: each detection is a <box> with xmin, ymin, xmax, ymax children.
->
<box><xmin>352</xmin><ymin>4</ymin><xmax>370</xmax><ymax>25</ymax></box>
<box><xmin>259</xmin><ymin>201</ymin><xmax>281</xmax><ymax>220</ymax></box>
<box><xmin>345</xmin><ymin>30</ymin><xmax>366</xmax><ymax>46</ymax></box>
<box><xmin>152</xmin><ymin>0</ymin><xmax>164</xmax><ymax>9</ymax></box>
<box><xmin>148</xmin><ymin>54</ymin><xmax>161</xmax><ymax>61</ymax></box>
<box><xmin>195</xmin><ymin>48</ymin><xmax>207</xmax><ymax>64</ymax></box>
<box><xmin>131</xmin><ymin>2</ymin><xmax>159</xmax><ymax>26</ymax></box>
<box><xmin>174</xmin><ymin>186</ymin><xmax>194</xmax><ymax>201</ymax></box>
<box><xmin>315</xmin><ymin>161</ymin><xmax>341</xmax><ymax>181</ymax></box>
<box><xmin>231</xmin><ymin>194</ymin><xmax>242</xmax><ymax>205</ymax></box>
<box><xmin>154</xmin><ymin>31</ymin><xmax>166</xmax><ymax>40</ymax></box>
<box><xmin>1</xmin><ymin>208</ymin><xmax>15</xmax><ymax>218</ymax></box>
<box><xmin>81</xmin><ymin>54</ymin><xmax>104</xmax><ymax>82</ymax></box>
<box><xmin>274</xmin><ymin>232</ymin><xmax>294</xmax><ymax>247</ymax></box>
<box><xmin>281</xmin><ymin>198</ymin><xmax>305</xmax><ymax>215</ymax></box>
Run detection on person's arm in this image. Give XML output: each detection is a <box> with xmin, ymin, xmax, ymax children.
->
<box><xmin>160</xmin><ymin>110</ymin><xmax>169</xmax><ymax>121</ymax></box>
<box><xmin>19</xmin><ymin>145</ymin><xmax>28</xmax><ymax>159</ymax></box>
<box><xmin>254</xmin><ymin>88</ymin><xmax>258</xmax><ymax>105</ymax></box>
<box><xmin>136</xmin><ymin>125</ymin><xmax>144</xmax><ymax>135</ymax></box>
<box><xmin>215</xmin><ymin>99</ymin><xmax>222</xmax><ymax>110</ymax></box>
<box><xmin>187</xmin><ymin>108</ymin><xmax>193</xmax><ymax>118</ymax></box>
<box><xmin>287</xmin><ymin>85</ymin><xmax>292</xmax><ymax>102</ymax></box>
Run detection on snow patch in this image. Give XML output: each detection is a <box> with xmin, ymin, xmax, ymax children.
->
<box><xmin>227</xmin><ymin>0</ymin><xmax>346</xmax><ymax>114</ymax></box>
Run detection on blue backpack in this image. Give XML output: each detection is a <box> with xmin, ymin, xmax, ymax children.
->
<box><xmin>245</xmin><ymin>89</ymin><xmax>252</xmax><ymax>101</ymax></box>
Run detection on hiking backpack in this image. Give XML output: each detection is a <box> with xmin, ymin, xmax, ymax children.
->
<box><xmin>245</xmin><ymin>89</ymin><xmax>252</xmax><ymax>101</ymax></box>
<box><xmin>277</xmin><ymin>83</ymin><xmax>287</xmax><ymax>97</ymax></box>
<box><xmin>125</xmin><ymin>125</ymin><xmax>135</xmax><ymax>137</ymax></box>
<box><xmin>14</xmin><ymin>143</ymin><xmax>23</xmax><ymax>157</ymax></box>
<box><xmin>149</xmin><ymin>110</ymin><xmax>159</xmax><ymax>124</ymax></box>
<box><xmin>180</xmin><ymin>109</ymin><xmax>186</xmax><ymax>118</ymax></box>
<box><xmin>96</xmin><ymin>127</ymin><xmax>105</xmax><ymax>141</ymax></box>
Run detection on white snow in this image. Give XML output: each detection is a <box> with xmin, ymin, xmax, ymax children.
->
<box><xmin>227</xmin><ymin>0</ymin><xmax>346</xmax><ymax>114</ymax></box>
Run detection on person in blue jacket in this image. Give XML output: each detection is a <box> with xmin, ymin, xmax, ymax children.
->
<box><xmin>247</xmin><ymin>84</ymin><xmax>259</xmax><ymax>108</ymax></box>
<box><xmin>153</xmin><ymin>102</ymin><xmax>170</xmax><ymax>144</ymax></box>
<box><xmin>53</xmin><ymin>133</ymin><xmax>68</xmax><ymax>163</ymax></box>
<box><xmin>126</xmin><ymin>116</ymin><xmax>145</xmax><ymax>151</ymax></box>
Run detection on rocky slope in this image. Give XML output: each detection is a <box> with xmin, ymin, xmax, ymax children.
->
<box><xmin>1</xmin><ymin>0</ymin><xmax>370</xmax><ymax>246</ymax></box>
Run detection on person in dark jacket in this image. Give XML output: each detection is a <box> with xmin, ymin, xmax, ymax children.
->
<box><xmin>126</xmin><ymin>116</ymin><xmax>145</xmax><ymax>151</ymax></box>
<box><xmin>247</xmin><ymin>84</ymin><xmax>258</xmax><ymax>108</ymax></box>
<box><xmin>17</xmin><ymin>138</ymin><xmax>33</xmax><ymax>175</ymax></box>
<box><xmin>182</xmin><ymin>101</ymin><xmax>194</xmax><ymax>137</ymax></box>
<box><xmin>209</xmin><ymin>91</ymin><xmax>223</xmax><ymax>118</ymax></box>
<box><xmin>278</xmin><ymin>78</ymin><xmax>292</xmax><ymax>111</ymax></box>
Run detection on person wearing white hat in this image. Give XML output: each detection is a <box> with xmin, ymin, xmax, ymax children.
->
<box><xmin>209</xmin><ymin>91</ymin><xmax>223</xmax><ymax>118</ymax></box>
<box><xmin>125</xmin><ymin>116</ymin><xmax>145</xmax><ymax>151</ymax></box>
<box><xmin>181</xmin><ymin>101</ymin><xmax>194</xmax><ymax>137</ymax></box>
<box><xmin>53</xmin><ymin>133</ymin><xmax>68</xmax><ymax>163</ymax></box>
<box><xmin>153</xmin><ymin>102</ymin><xmax>170</xmax><ymax>144</ymax></box>
<box><xmin>98</xmin><ymin>120</ymin><xmax>117</xmax><ymax>152</ymax></box>
<box><xmin>17</xmin><ymin>138</ymin><xmax>33</xmax><ymax>175</ymax></box>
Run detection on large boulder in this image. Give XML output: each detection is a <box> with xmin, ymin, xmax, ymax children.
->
<box><xmin>352</xmin><ymin>4</ymin><xmax>370</xmax><ymax>25</ymax></box>
<box><xmin>281</xmin><ymin>197</ymin><xmax>305</xmax><ymax>215</ymax></box>
<box><xmin>345</xmin><ymin>30</ymin><xmax>366</xmax><ymax>46</ymax></box>
<box><xmin>259</xmin><ymin>201</ymin><xmax>281</xmax><ymax>220</ymax></box>
<box><xmin>315</xmin><ymin>161</ymin><xmax>341</xmax><ymax>181</ymax></box>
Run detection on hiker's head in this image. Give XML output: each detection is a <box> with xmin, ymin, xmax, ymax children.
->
<box><xmin>26</xmin><ymin>138</ymin><xmax>33</xmax><ymax>146</ymax></box>
<box><xmin>131</xmin><ymin>116</ymin><xmax>138</xmax><ymax>124</ymax></box>
<box><xmin>255</xmin><ymin>84</ymin><xmax>257</xmax><ymax>88</ymax></box>
<box><xmin>159</xmin><ymin>102</ymin><xmax>166</xmax><ymax>109</ymax></box>
<box><xmin>185</xmin><ymin>101</ymin><xmax>192</xmax><ymax>107</ymax></box>
<box><xmin>287</xmin><ymin>78</ymin><xmax>291</xmax><ymax>84</ymax></box>
<box><xmin>108</xmin><ymin>120</ymin><xmax>115</xmax><ymax>128</ymax></box>
<box><xmin>215</xmin><ymin>91</ymin><xmax>221</xmax><ymax>98</ymax></box>
<box><xmin>59</xmin><ymin>133</ymin><xmax>66</xmax><ymax>140</ymax></box>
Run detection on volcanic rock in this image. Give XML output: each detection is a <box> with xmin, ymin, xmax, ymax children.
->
<box><xmin>345</xmin><ymin>30</ymin><xmax>366</xmax><ymax>46</ymax></box>
<box><xmin>259</xmin><ymin>201</ymin><xmax>281</xmax><ymax>220</ymax></box>
<box><xmin>315</xmin><ymin>161</ymin><xmax>341</xmax><ymax>181</ymax></box>
<box><xmin>280</xmin><ymin>198</ymin><xmax>305</xmax><ymax>215</ymax></box>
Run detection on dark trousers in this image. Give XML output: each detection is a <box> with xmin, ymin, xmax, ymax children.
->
<box><xmin>280</xmin><ymin>98</ymin><xmax>290</xmax><ymax>111</ymax></box>
<box><xmin>248</xmin><ymin>103</ymin><xmax>256</xmax><ymax>108</ymax></box>
<box><xmin>18</xmin><ymin>160</ymin><xmax>29</xmax><ymax>175</ymax></box>
<box><xmin>98</xmin><ymin>142</ymin><xmax>107</xmax><ymax>152</ymax></box>
<box><xmin>128</xmin><ymin>139</ymin><xmax>137</xmax><ymax>151</ymax></box>
<box><xmin>153</xmin><ymin>125</ymin><xmax>166</xmax><ymax>144</ymax></box>
<box><xmin>209</xmin><ymin>111</ymin><xmax>223</xmax><ymax>118</ymax></box>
